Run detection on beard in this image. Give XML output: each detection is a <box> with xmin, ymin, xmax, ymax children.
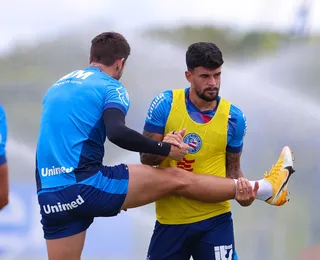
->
<box><xmin>196</xmin><ymin>87</ymin><xmax>220</xmax><ymax>102</ymax></box>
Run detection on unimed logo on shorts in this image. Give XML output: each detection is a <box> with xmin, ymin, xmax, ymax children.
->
<box><xmin>42</xmin><ymin>195</ymin><xmax>85</xmax><ymax>214</ymax></box>
<box><xmin>41</xmin><ymin>166</ymin><xmax>74</xmax><ymax>177</ymax></box>
<box><xmin>214</xmin><ymin>244</ymin><xmax>233</xmax><ymax>260</ymax></box>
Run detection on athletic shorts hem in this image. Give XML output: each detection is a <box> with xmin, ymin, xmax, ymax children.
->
<box><xmin>44</xmin><ymin>219</ymin><xmax>93</xmax><ymax>240</ymax></box>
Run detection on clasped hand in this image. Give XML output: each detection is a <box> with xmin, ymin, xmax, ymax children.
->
<box><xmin>164</xmin><ymin>129</ymin><xmax>189</xmax><ymax>161</ymax></box>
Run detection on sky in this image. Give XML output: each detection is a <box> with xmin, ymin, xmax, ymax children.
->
<box><xmin>0</xmin><ymin>0</ymin><xmax>319</xmax><ymax>52</ymax></box>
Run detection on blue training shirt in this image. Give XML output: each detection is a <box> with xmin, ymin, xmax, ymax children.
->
<box><xmin>36</xmin><ymin>67</ymin><xmax>130</xmax><ymax>191</ymax></box>
<box><xmin>144</xmin><ymin>88</ymin><xmax>247</xmax><ymax>153</ymax></box>
<box><xmin>0</xmin><ymin>105</ymin><xmax>7</xmax><ymax>165</ymax></box>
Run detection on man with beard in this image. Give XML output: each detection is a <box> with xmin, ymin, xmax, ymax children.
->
<box><xmin>141</xmin><ymin>42</ymin><xmax>294</xmax><ymax>260</ymax></box>
<box><xmin>36</xmin><ymin>33</ymin><xmax>294</xmax><ymax>260</ymax></box>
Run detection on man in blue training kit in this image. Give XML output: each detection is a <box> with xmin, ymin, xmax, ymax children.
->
<box><xmin>35</xmin><ymin>32</ymin><xmax>295</xmax><ymax>260</ymax></box>
<box><xmin>141</xmin><ymin>42</ymin><xmax>295</xmax><ymax>260</ymax></box>
<box><xmin>0</xmin><ymin>104</ymin><xmax>9</xmax><ymax>210</ymax></box>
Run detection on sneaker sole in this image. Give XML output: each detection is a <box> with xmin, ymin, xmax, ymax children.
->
<box><xmin>271</xmin><ymin>167</ymin><xmax>295</xmax><ymax>204</ymax></box>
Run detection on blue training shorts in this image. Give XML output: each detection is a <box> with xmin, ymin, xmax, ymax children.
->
<box><xmin>147</xmin><ymin>212</ymin><xmax>238</xmax><ymax>260</ymax></box>
<box><xmin>37</xmin><ymin>164</ymin><xmax>129</xmax><ymax>240</ymax></box>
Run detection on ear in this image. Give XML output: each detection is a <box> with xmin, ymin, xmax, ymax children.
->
<box><xmin>116</xmin><ymin>58</ymin><xmax>125</xmax><ymax>70</ymax></box>
<box><xmin>185</xmin><ymin>70</ymin><xmax>192</xmax><ymax>83</ymax></box>
<box><xmin>120</xmin><ymin>58</ymin><xmax>126</xmax><ymax>69</ymax></box>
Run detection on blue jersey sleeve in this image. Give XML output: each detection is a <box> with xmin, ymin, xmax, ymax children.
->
<box><xmin>0</xmin><ymin>105</ymin><xmax>7</xmax><ymax>165</ymax></box>
<box><xmin>104</xmin><ymin>81</ymin><xmax>130</xmax><ymax>116</ymax></box>
<box><xmin>227</xmin><ymin>105</ymin><xmax>247</xmax><ymax>153</ymax></box>
<box><xmin>144</xmin><ymin>90</ymin><xmax>173</xmax><ymax>135</ymax></box>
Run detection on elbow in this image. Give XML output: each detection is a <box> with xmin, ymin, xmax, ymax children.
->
<box><xmin>140</xmin><ymin>153</ymin><xmax>148</xmax><ymax>165</ymax></box>
<box><xmin>140</xmin><ymin>154</ymin><xmax>164</xmax><ymax>166</ymax></box>
<box><xmin>107</xmin><ymin>132</ymin><xmax>122</xmax><ymax>145</ymax></box>
<box><xmin>140</xmin><ymin>153</ymin><xmax>152</xmax><ymax>165</ymax></box>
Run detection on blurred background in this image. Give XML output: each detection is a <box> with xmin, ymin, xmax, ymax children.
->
<box><xmin>0</xmin><ymin>0</ymin><xmax>319</xmax><ymax>259</ymax></box>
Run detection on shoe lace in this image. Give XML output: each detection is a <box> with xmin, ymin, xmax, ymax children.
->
<box><xmin>264</xmin><ymin>161</ymin><xmax>281</xmax><ymax>179</ymax></box>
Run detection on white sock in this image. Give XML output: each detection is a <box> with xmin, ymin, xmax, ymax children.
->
<box><xmin>250</xmin><ymin>180</ymin><xmax>272</xmax><ymax>201</ymax></box>
<box><xmin>233</xmin><ymin>179</ymin><xmax>272</xmax><ymax>201</ymax></box>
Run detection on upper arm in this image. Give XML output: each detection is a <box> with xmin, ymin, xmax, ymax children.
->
<box><xmin>227</xmin><ymin>105</ymin><xmax>247</xmax><ymax>154</ymax></box>
<box><xmin>104</xmin><ymin>81</ymin><xmax>130</xmax><ymax>116</ymax></box>
<box><xmin>0</xmin><ymin>106</ymin><xmax>7</xmax><ymax>165</ymax></box>
<box><xmin>141</xmin><ymin>93</ymin><xmax>171</xmax><ymax>163</ymax></box>
<box><xmin>103</xmin><ymin>108</ymin><xmax>126</xmax><ymax>141</ymax></box>
<box><xmin>143</xmin><ymin>90</ymin><xmax>173</xmax><ymax>135</ymax></box>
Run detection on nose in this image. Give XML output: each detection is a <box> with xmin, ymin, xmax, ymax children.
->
<box><xmin>208</xmin><ymin>76</ymin><xmax>217</xmax><ymax>87</ymax></box>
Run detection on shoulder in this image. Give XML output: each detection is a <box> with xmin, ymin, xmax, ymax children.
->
<box><xmin>98</xmin><ymin>74</ymin><xmax>129</xmax><ymax>98</ymax></box>
<box><xmin>145</xmin><ymin>90</ymin><xmax>173</xmax><ymax>123</ymax></box>
<box><xmin>151</xmin><ymin>90</ymin><xmax>173</xmax><ymax>105</ymax></box>
<box><xmin>95</xmin><ymin>71</ymin><xmax>122</xmax><ymax>88</ymax></box>
<box><xmin>150</xmin><ymin>90</ymin><xmax>173</xmax><ymax>109</ymax></box>
<box><xmin>230</xmin><ymin>103</ymin><xmax>246</xmax><ymax>121</ymax></box>
<box><xmin>229</xmin><ymin>103</ymin><xmax>247</xmax><ymax>136</ymax></box>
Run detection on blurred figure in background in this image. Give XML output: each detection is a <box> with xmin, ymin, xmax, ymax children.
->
<box><xmin>292</xmin><ymin>0</ymin><xmax>312</xmax><ymax>37</ymax></box>
<box><xmin>0</xmin><ymin>104</ymin><xmax>9</xmax><ymax>210</ymax></box>
<box><xmin>141</xmin><ymin>42</ymin><xmax>295</xmax><ymax>260</ymax></box>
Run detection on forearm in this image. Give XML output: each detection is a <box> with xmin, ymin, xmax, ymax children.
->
<box><xmin>227</xmin><ymin>167</ymin><xmax>244</xmax><ymax>179</ymax></box>
<box><xmin>104</xmin><ymin>108</ymin><xmax>171</xmax><ymax>156</ymax></box>
<box><xmin>226</xmin><ymin>152</ymin><xmax>243</xmax><ymax>179</ymax></box>
<box><xmin>109</xmin><ymin>126</ymin><xmax>170</xmax><ymax>155</ymax></box>
<box><xmin>140</xmin><ymin>130</ymin><xmax>167</xmax><ymax>165</ymax></box>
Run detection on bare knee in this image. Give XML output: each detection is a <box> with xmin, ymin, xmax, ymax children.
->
<box><xmin>164</xmin><ymin>167</ymin><xmax>194</xmax><ymax>193</ymax></box>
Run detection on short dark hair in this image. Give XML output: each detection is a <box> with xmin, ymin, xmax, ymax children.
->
<box><xmin>89</xmin><ymin>32</ymin><xmax>131</xmax><ymax>66</ymax></box>
<box><xmin>186</xmin><ymin>42</ymin><xmax>224</xmax><ymax>71</ymax></box>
